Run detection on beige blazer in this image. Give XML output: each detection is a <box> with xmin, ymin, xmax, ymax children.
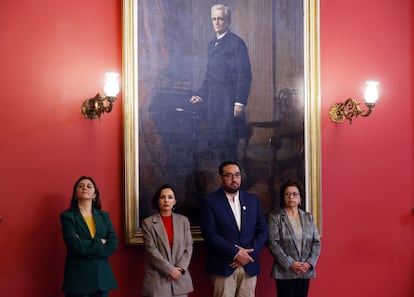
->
<box><xmin>141</xmin><ymin>213</ymin><xmax>194</xmax><ymax>297</ymax></box>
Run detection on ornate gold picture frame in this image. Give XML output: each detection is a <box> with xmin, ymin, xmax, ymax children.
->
<box><xmin>122</xmin><ymin>0</ymin><xmax>321</xmax><ymax>245</ymax></box>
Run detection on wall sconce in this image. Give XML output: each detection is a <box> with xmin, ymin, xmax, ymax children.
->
<box><xmin>81</xmin><ymin>72</ymin><xmax>120</xmax><ymax>120</ymax></box>
<box><xmin>329</xmin><ymin>81</ymin><xmax>379</xmax><ymax>124</ymax></box>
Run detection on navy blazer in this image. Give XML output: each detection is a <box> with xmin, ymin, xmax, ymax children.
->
<box><xmin>201</xmin><ymin>189</ymin><xmax>268</xmax><ymax>277</ymax></box>
<box><xmin>60</xmin><ymin>208</ymin><xmax>118</xmax><ymax>294</ymax></box>
<box><xmin>198</xmin><ymin>31</ymin><xmax>252</xmax><ymax>105</ymax></box>
<box><xmin>196</xmin><ymin>31</ymin><xmax>252</xmax><ymax>141</ymax></box>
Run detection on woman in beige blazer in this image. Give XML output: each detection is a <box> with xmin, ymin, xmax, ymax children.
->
<box><xmin>142</xmin><ymin>184</ymin><xmax>194</xmax><ymax>297</ymax></box>
<box><xmin>268</xmin><ymin>180</ymin><xmax>321</xmax><ymax>297</ymax></box>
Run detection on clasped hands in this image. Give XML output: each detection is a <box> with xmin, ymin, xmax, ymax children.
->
<box><xmin>229</xmin><ymin>245</ymin><xmax>254</xmax><ymax>269</ymax></box>
<box><xmin>167</xmin><ymin>266</ymin><xmax>185</xmax><ymax>281</ymax></box>
<box><xmin>290</xmin><ymin>261</ymin><xmax>311</xmax><ymax>275</ymax></box>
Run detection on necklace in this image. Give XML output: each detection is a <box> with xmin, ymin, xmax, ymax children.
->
<box><xmin>289</xmin><ymin>216</ymin><xmax>301</xmax><ymax>229</ymax></box>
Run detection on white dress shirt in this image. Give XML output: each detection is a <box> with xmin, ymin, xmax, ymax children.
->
<box><xmin>226</xmin><ymin>191</ymin><xmax>241</xmax><ymax>231</ymax></box>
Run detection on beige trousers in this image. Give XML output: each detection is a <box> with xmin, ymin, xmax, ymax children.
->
<box><xmin>210</xmin><ymin>266</ymin><xmax>257</xmax><ymax>297</ymax></box>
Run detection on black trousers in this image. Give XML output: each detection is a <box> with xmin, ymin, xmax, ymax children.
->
<box><xmin>275</xmin><ymin>279</ymin><xmax>310</xmax><ymax>297</ymax></box>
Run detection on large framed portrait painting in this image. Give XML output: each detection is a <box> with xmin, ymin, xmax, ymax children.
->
<box><xmin>122</xmin><ymin>0</ymin><xmax>321</xmax><ymax>244</ymax></box>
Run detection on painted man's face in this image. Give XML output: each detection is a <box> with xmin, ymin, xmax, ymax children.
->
<box><xmin>211</xmin><ymin>9</ymin><xmax>229</xmax><ymax>35</ymax></box>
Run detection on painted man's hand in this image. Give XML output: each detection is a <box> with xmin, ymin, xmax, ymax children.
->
<box><xmin>234</xmin><ymin>105</ymin><xmax>244</xmax><ymax>117</ymax></box>
<box><xmin>189</xmin><ymin>96</ymin><xmax>202</xmax><ymax>104</ymax></box>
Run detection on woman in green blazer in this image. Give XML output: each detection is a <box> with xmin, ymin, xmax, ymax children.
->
<box><xmin>60</xmin><ymin>176</ymin><xmax>118</xmax><ymax>297</ymax></box>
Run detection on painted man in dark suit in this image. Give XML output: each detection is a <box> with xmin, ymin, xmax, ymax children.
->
<box><xmin>201</xmin><ymin>161</ymin><xmax>268</xmax><ymax>297</ymax></box>
<box><xmin>190</xmin><ymin>4</ymin><xmax>252</xmax><ymax>163</ymax></box>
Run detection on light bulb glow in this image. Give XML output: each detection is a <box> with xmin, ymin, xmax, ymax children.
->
<box><xmin>104</xmin><ymin>72</ymin><xmax>120</xmax><ymax>97</ymax></box>
<box><xmin>364</xmin><ymin>81</ymin><xmax>379</xmax><ymax>104</ymax></box>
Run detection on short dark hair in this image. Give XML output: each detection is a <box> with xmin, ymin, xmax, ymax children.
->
<box><xmin>218</xmin><ymin>161</ymin><xmax>240</xmax><ymax>175</ymax></box>
<box><xmin>151</xmin><ymin>184</ymin><xmax>177</xmax><ymax>211</ymax></box>
<box><xmin>69</xmin><ymin>176</ymin><xmax>102</xmax><ymax>210</ymax></box>
<box><xmin>279</xmin><ymin>180</ymin><xmax>304</xmax><ymax>209</ymax></box>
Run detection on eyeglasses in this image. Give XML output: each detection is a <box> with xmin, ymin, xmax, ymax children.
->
<box><xmin>285</xmin><ymin>192</ymin><xmax>300</xmax><ymax>197</ymax></box>
<box><xmin>221</xmin><ymin>172</ymin><xmax>242</xmax><ymax>179</ymax></box>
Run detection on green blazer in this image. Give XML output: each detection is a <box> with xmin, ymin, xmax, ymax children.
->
<box><xmin>60</xmin><ymin>207</ymin><xmax>118</xmax><ymax>294</ymax></box>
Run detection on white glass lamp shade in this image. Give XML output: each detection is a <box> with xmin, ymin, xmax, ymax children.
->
<box><xmin>364</xmin><ymin>81</ymin><xmax>379</xmax><ymax>104</ymax></box>
<box><xmin>104</xmin><ymin>72</ymin><xmax>120</xmax><ymax>97</ymax></box>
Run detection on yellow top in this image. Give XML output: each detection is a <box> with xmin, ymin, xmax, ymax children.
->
<box><xmin>83</xmin><ymin>215</ymin><xmax>96</xmax><ymax>238</ymax></box>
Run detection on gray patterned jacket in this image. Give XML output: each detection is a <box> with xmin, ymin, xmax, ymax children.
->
<box><xmin>268</xmin><ymin>208</ymin><xmax>321</xmax><ymax>279</ymax></box>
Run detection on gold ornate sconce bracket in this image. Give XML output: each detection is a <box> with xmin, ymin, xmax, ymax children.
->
<box><xmin>329</xmin><ymin>81</ymin><xmax>379</xmax><ymax>124</ymax></box>
<box><xmin>80</xmin><ymin>72</ymin><xmax>120</xmax><ymax>120</ymax></box>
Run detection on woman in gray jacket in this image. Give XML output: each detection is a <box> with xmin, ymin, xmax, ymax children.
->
<box><xmin>268</xmin><ymin>180</ymin><xmax>321</xmax><ymax>297</ymax></box>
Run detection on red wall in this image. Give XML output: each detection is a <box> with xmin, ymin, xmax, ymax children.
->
<box><xmin>319</xmin><ymin>0</ymin><xmax>414</xmax><ymax>296</ymax></box>
<box><xmin>0</xmin><ymin>0</ymin><xmax>413</xmax><ymax>296</ymax></box>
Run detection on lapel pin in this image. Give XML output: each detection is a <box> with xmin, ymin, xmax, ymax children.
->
<box><xmin>242</xmin><ymin>206</ymin><xmax>247</xmax><ymax>210</ymax></box>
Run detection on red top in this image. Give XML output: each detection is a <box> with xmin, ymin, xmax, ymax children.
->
<box><xmin>161</xmin><ymin>215</ymin><xmax>173</xmax><ymax>249</ymax></box>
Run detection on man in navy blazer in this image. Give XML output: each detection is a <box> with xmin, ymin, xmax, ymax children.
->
<box><xmin>201</xmin><ymin>161</ymin><xmax>268</xmax><ymax>297</ymax></box>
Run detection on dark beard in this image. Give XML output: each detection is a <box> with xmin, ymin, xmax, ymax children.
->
<box><xmin>223</xmin><ymin>184</ymin><xmax>239</xmax><ymax>194</ymax></box>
